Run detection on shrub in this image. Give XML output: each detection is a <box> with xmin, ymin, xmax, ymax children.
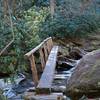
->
<box><xmin>0</xmin><ymin>6</ymin><xmax>48</xmax><ymax>74</ymax></box>
<box><xmin>38</xmin><ymin>0</ymin><xmax>100</xmax><ymax>38</ymax></box>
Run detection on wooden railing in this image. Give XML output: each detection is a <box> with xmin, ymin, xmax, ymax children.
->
<box><xmin>25</xmin><ymin>37</ymin><xmax>53</xmax><ymax>86</ymax></box>
<box><xmin>24</xmin><ymin>37</ymin><xmax>63</xmax><ymax>100</ymax></box>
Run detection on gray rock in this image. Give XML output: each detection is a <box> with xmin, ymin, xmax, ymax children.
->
<box><xmin>66</xmin><ymin>49</ymin><xmax>100</xmax><ymax>99</ymax></box>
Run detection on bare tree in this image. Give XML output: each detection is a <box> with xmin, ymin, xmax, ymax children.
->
<box><xmin>12</xmin><ymin>0</ymin><xmax>16</xmax><ymax>15</ymax></box>
<box><xmin>3</xmin><ymin>0</ymin><xmax>8</xmax><ymax>17</ymax></box>
<box><xmin>0</xmin><ymin>0</ymin><xmax>15</xmax><ymax>56</ymax></box>
<box><xmin>50</xmin><ymin>0</ymin><xmax>55</xmax><ymax>18</ymax></box>
<box><xmin>81</xmin><ymin>0</ymin><xmax>91</xmax><ymax>13</ymax></box>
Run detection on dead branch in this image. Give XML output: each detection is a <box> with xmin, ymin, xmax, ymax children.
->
<box><xmin>0</xmin><ymin>0</ymin><xmax>15</xmax><ymax>56</ymax></box>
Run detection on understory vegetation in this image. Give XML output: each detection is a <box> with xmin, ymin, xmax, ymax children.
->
<box><xmin>38</xmin><ymin>0</ymin><xmax>100</xmax><ymax>38</ymax></box>
<box><xmin>0</xmin><ymin>0</ymin><xmax>100</xmax><ymax>74</ymax></box>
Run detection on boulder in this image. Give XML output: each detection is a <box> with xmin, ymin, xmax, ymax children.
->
<box><xmin>69</xmin><ymin>47</ymin><xmax>87</xmax><ymax>60</ymax></box>
<box><xmin>57</xmin><ymin>56</ymin><xmax>77</xmax><ymax>71</ymax></box>
<box><xmin>66</xmin><ymin>49</ymin><xmax>100</xmax><ymax>99</ymax></box>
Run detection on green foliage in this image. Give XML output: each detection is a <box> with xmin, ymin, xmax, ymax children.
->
<box><xmin>0</xmin><ymin>89</ymin><xmax>8</xmax><ymax>100</ymax></box>
<box><xmin>0</xmin><ymin>7</ymin><xmax>48</xmax><ymax>74</ymax></box>
<box><xmin>39</xmin><ymin>14</ymin><xmax>100</xmax><ymax>38</ymax></box>
<box><xmin>0</xmin><ymin>0</ymin><xmax>100</xmax><ymax>75</ymax></box>
<box><xmin>38</xmin><ymin>0</ymin><xmax>100</xmax><ymax>38</ymax></box>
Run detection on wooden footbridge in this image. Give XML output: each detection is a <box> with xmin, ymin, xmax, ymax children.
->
<box><xmin>24</xmin><ymin>37</ymin><xmax>65</xmax><ymax>100</ymax></box>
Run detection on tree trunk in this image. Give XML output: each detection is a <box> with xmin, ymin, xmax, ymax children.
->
<box><xmin>12</xmin><ymin>0</ymin><xmax>16</xmax><ymax>15</ymax></box>
<box><xmin>50</xmin><ymin>0</ymin><xmax>55</xmax><ymax>18</ymax></box>
<box><xmin>3</xmin><ymin>0</ymin><xmax>8</xmax><ymax>17</ymax></box>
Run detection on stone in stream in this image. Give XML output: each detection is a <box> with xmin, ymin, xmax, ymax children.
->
<box><xmin>0</xmin><ymin>79</ymin><xmax>7</xmax><ymax>89</ymax></box>
<box><xmin>51</xmin><ymin>86</ymin><xmax>66</xmax><ymax>93</ymax></box>
<box><xmin>66</xmin><ymin>49</ymin><xmax>100</xmax><ymax>99</ymax></box>
<box><xmin>69</xmin><ymin>47</ymin><xmax>87</xmax><ymax>60</ymax></box>
<box><xmin>57</xmin><ymin>56</ymin><xmax>77</xmax><ymax>71</ymax></box>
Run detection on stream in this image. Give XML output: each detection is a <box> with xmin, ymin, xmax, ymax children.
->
<box><xmin>0</xmin><ymin>66</ymin><xmax>75</xmax><ymax>100</ymax></box>
<box><xmin>0</xmin><ymin>73</ymin><xmax>34</xmax><ymax>100</ymax></box>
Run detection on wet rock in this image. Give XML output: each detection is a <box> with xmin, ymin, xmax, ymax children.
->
<box><xmin>26</xmin><ymin>87</ymin><xmax>35</xmax><ymax>92</ymax></box>
<box><xmin>84</xmin><ymin>45</ymin><xmax>97</xmax><ymax>52</ymax></box>
<box><xmin>83</xmin><ymin>33</ymin><xmax>100</xmax><ymax>52</ymax></box>
<box><xmin>3</xmin><ymin>88</ymin><xmax>16</xmax><ymax>99</ymax></box>
<box><xmin>69</xmin><ymin>47</ymin><xmax>87</xmax><ymax>60</ymax></box>
<box><xmin>9</xmin><ymin>94</ymin><xmax>23</xmax><ymax>100</ymax></box>
<box><xmin>57</xmin><ymin>60</ymin><xmax>76</xmax><ymax>70</ymax></box>
<box><xmin>0</xmin><ymin>79</ymin><xmax>6</xmax><ymax>89</ymax></box>
<box><xmin>12</xmin><ymin>79</ymin><xmax>34</xmax><ymax>94</ymax></box>
<box><xmin>66</xmin><ymin>49</ymin><xmax>100</xmax><ymax>99</ymax></box>
<box><xmin>57</xmin><ymin>56</ymin><xmax>77</xmax><ymax>71</ymax></box>
<box><xmin>58</xmin><ymin>46</ymin><xmax>69</xmax><ymax>57</ymax></box>
<box><xmin>51</xmin><ymin>85</ymin><xmax>66</xmax><ymax>93</ymax></box>
<box><xmin>14</xmin><ymin>73</ymin><xmax>26</xmax><ymax>85</ymax></box>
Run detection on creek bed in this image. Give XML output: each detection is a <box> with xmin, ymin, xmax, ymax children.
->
<box><xmin>0</xmin><ymin>67</ymin><xmax>74</xmax><ymax>100</ymax></box>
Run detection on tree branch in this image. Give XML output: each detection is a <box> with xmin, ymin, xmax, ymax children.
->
<box><xmin>0</xmin><ymin>0</ymin><xmax>15</xmax><ymax>56</ymax></box>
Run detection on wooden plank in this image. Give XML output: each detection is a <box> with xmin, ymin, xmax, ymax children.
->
<box><xmin>25</xmin><ymin>37</ymin><xmax>52</xmax><ymax>58</ymax></box>
<box><xmin>29</xmin><ymin>54</ymin><xmax>38</xmax><ymax>86</ymax></box>
<box><xmin>36</xmin><ymin>46</ymin><xmax>58</xmax><ymax>94</ymax></box>
<box><xmin>39</xmin><ymin>48</ymin><xmax>45</xmax><ymax>70</ymax></box>
<box><xmin>24</xmin><ymin>92</ymin><xmax>63</xmax><ymax>100</ymax></box>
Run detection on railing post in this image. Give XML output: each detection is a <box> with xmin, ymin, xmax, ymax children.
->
<box><xmin>50</xmin><ymin>38</ymin><xmax>53</xmax><ymax>48</ymax></box>
<box><xmin>43</xmin><ymin>44</ymin><xmax>48</xmax><ymax>62</ymax></box>
<box><xmin>49</xmin><ymin>38</ymin><xmax>53</xmax><ymax>52</ymax></box>
<box><xmin>39</xmin><ymin>48</ymin><xmax>46</xmax><ymax>71</ymax></box>
<box><xmin>29</xmin><ymin>54</ymin><xmax>38</xmax><ymax>86</ymax></box>
<box><xmin>46</xmin><ymin>40</ymin><xmax>51</xmax><ymax>54</ymax></box>
<box><xmin>24</xmin><ymin>37</ymin><xmax>54</xmax><ymax>87</ymax></box>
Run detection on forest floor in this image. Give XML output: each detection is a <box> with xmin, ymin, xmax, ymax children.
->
<box><xmin>55</xmin><ymin>31</ymin><xmax>100</xmax><ymax>53</ymax></box>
